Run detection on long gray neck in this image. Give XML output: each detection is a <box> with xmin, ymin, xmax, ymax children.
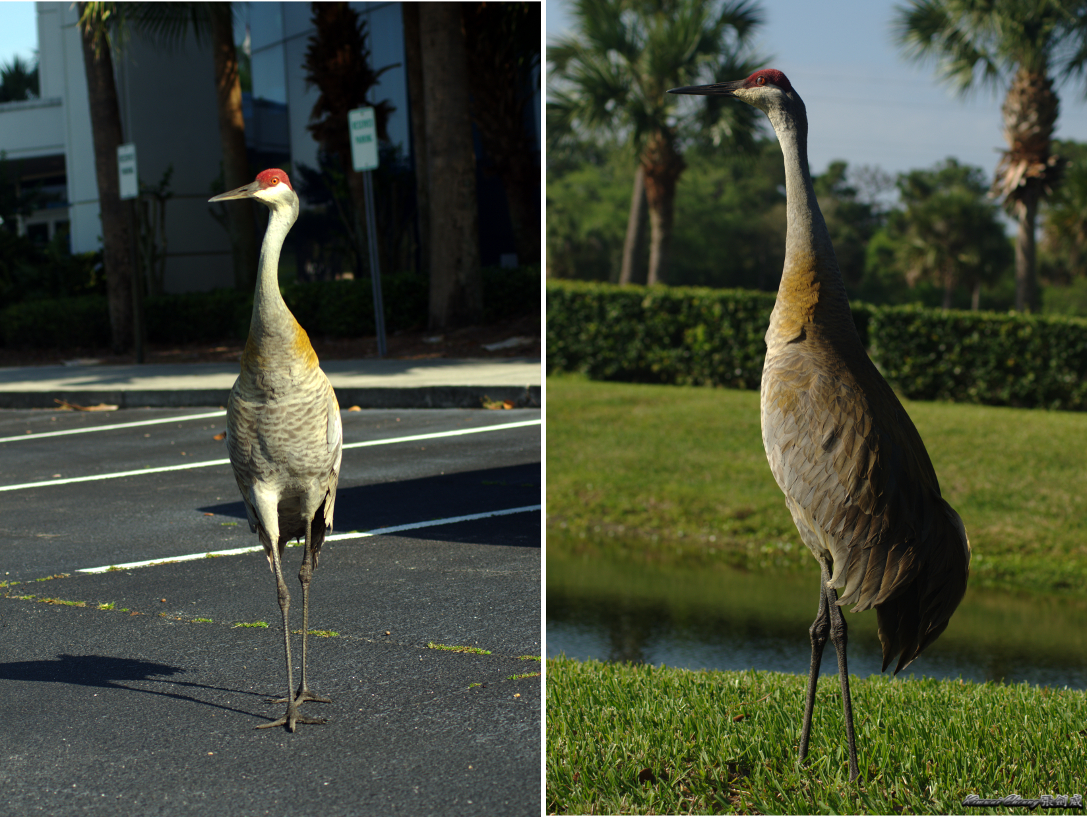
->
<box><xmin>249</xmin><ymin>197</ymin><xmax>299</xmax><ymax>344</ymax></box>
<box><xmin>765</xmin><ymin>95</ymin><xmax>853</xmax><ymax>344</ymax></box>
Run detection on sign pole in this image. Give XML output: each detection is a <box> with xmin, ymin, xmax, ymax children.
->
<box><xmin>348</xmin><ymin>106</ymin><xmax>386</xmax><ymax>357</ymax></box>
<box><xmin>117</xmin><ymin>143</ymin><xmax>145</xmax><ymax>364</ymax></box>
<box><xmin>362</xmin><ymin>169</ymin><xmax>387</xmax><ymax>357</ymax></box>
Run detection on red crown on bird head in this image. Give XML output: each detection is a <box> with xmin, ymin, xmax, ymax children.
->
<box><xmin>256</xmin><ymin>168</ymin><xmax>293</xmax><ymax>190</ymax></box>
<box><xmin>744</xmin><ymin>69</ymin><xmax>793</xmax><ymax>94</ymax></box>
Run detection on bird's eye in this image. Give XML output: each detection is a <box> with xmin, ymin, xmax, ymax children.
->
<box><xmin>270</xmin><ymin>177</ymin><xmax>279</xmax><ymax>186</ymax></box>
<box><xmin>756</xmin><ymin>76</ymin><xmax>765</xmax><ymax>85</ymax></box>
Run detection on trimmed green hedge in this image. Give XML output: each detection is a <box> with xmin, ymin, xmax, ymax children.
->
<box><xmin>1</xmin><ymin>295</ymin><xmax>113</xmax><ymax>349</ymax></box>
<box><xmin>1</xmin><ymin>266</ymin><xmax>539</xmax><ymax>350</ymax></box>
<box><xmin>871</xmin><ymin>305</ymin><xmax>1087</xmax><ymax>411</ymax></box>
<box><xmin>546</xmin><ymin>280</ymin><xmax>871</xmax><ymax>389</ymax></box>
<box><xmin>547</xmin><ymin>280</ymin><xmax>1087</xmax><ymax>411</ymax></box>
<box><xmin>545</xmin><ymin>281</ymin><xmax>775</xmax><ymax>388</ymax></box>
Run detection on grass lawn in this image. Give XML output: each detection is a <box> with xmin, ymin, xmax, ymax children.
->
<box><xmin>546</xmin><ymin>656</ymin><xmax>1087</xmax><ymax>814</ymax></box>
<box><xmin>546</xmin><ymin>374</ymin><xmax>1087</xmax><ymax>598</ymax></box>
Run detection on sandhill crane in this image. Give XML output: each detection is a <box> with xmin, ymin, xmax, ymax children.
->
<box><xmin>669</xmin><ymin>70</ymin><xmax>971</xmax><ymax>781</ymax></box>
<box><xmin>209</xmin><ymin>169</ymin><xmax>342</xmax><ymax>731</ymax></box>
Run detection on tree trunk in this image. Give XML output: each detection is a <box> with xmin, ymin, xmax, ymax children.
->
<box><xmin>78</xmin><ymin>4</ymin><xmax>134</xmax><ymax>353</ymax></box>
<box><xmin>619</xmin><ymin>165</ymin><xmax>647</xmax><ymax>285</ymax></box>
<box><xmin>210</xmin><ymin>4</ymin><xmax>257</xmax><ymax>290</ymax></box>
<box><xmin>420</xmin><ymin>3</ymin><xmax>482</xmax><ymax>329</ymax></box>
<box><xmin>642</xmin><ymin>131</ymin><xmax>685</xmax><ymax>286</ymax></box>
<box><xmin>402</xmin><ymin>3</ymin><xmax>429</xmax><ymax>278</ymax></box>
<box><xmin>971</xmin><ymin>280</ymin><xmax>981</xmax><ymax>311</ymax></box>
<box><xmin>994</xmin><ymin>67</ymin><xmax>1057</xmax><ymax>313</ymax></box>
<box><xmin>942</xmin><ymin>267</ymin><xmax>954</xmax><ymax>309</ymax></box>
<box><xmin>1015</xmin><ymin>193</ymin><xmax>1040</xmax><ymax>312</ymax></box>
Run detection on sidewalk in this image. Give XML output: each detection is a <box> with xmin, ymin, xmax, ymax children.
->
<box><xmin>0</xmin><ymin>357</ymin><xmax>541</xmax><ymax>409</ymax></box>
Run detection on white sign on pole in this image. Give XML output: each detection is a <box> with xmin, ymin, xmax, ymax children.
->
<box><xmin>348</xmin><ymin>107</ymin><xmax>379</xmax><ymax>171</ymax></box>
<box><xmin>117</xmin><ymin>143</ymin><xmax>138</xmax><ymax>200</ymax></box>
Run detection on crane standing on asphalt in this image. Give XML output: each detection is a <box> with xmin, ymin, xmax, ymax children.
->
<box><xmin>669</xmin><ymin>70</ymin><xmax>970</xmax><ymax>781</ymax></box>
<box><xmin>209</xmin><ymin>169</ymin><xmax>342</xmax><ymax>732</ymax></box>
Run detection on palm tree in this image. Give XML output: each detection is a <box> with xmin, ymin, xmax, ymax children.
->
<box><xmin>0</xmin><ymin>55</ymin><xmax>39</xmax><ymax>102</ymax></box>
<box><xmin>1041</xmin><ymin>138</ymin><xmax>1087</xmax><ymax>280</ymax></box>
<box><xmin>548</xmin><ymin>0</ymin><xmax>764</xmax><ymax>285</ymax></box>
<box><xmin>419</xmin><ymin>2</ymin><xmax>483</xmax><ymax>329</ymax></box>
<box><xmin>302</xmin><ymin>2</ymin><xmax>397</xmax><ymax>282</ymax></box>
<box><xmin>877</xmin><ymin>158</ymin><xmax>1012</xmax><ymax>309</ymax></box>
<box><xmin>893</xmin><ymin>0</ymin><xmax>1087</xmax><ymax>312</ymax></box>
<box><xmin>77</xmin><ymin>2</ymin><xmax>137</xmax><ymax>353</ymax></box>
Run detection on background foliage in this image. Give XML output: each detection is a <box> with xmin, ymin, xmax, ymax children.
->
<box><xmin>1</xmin><ymin>266</ymin><xmax>539</xmax><ymax>350</ymax></box>
<box><xmin>547</xmin><ymin>279</ymin><xmax>1087</xmax><ymax>411</ymax></box>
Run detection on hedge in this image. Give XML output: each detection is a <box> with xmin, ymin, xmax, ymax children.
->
<box><xmin>546</xmin><ymin>280</ymin><xmax>871</xmax><ymax>390</ymax></box>
<box><xmin>871</xmin><ymin>305</ymin><xmax>1087</xmax><ymax>411</ymax></box>
<box><xmin>547</xmin><ymin>280</ymin><xmax>1087</xmax><ymax>412</ymax></box>
<box><xmin>1</xmin><ymin>266</ymin><xmax>540</xmax><ymax>350</ymax></box>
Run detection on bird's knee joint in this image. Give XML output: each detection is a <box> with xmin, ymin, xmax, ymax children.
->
<box><xmin>809</xmin><ymin>619</ymin><xmax>829</xmax><ymax>645</ymax></box>
<box><xmin>829</xmin><ymin>619</ymin><xmax>847</xmax><ymax>646</ymax></box>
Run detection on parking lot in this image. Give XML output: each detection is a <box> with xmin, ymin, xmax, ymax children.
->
<box><xmin>0</xmin><ymin>406</ymin><xmax>541</xmax><ymax>816</ymax></box>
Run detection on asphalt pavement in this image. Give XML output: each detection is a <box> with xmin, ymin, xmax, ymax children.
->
<box><xmin>0</xmin><ymin>357</ymin><xmax>542</xmax><ymax>409</ymax></box>
<box><xmin>0</xmin><ymin>404</ymin><xmax>541</xmax><ymax>816</ymax></box>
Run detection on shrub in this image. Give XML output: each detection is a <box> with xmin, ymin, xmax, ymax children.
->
<box><xmin>547</xmin><ymin>280</ymin><xmax>1087</xmax><ymax>412</ymax></box>
<box><xmin>145</xmin><ymin>289</ymin><xmax>251</xmax><ymax>344</ymax></box>
<box><xmin>871</xmin><ymin>305</ymin><xmax>1087</xmax><ymax>411</ymax></box>
<box><xmin>547</xmin><ymin>281</ymin><xmax>869</xmax><ymax>389</ymax></box>
<box><xmin>1</xmin><ymin>268</ymin><xmax>539</xmax><ymax>349</ymax></box>
<box><xmin>1</xmin><ymin>295</ymin><xmax>111</xmax><ymax>348</ymax></box>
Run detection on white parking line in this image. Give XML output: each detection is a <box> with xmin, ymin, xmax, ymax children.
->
<box><xmin>0</xmin><ymin>410</ymin><xmax>227</xmax><ymax>444</ymax></box>
<box><xmin>342</xmin><ymin>419</ymin><xmax>539</xmax><ymax>449</ymax></box>
<box><xmin>76</xmin><ymin>504</ymin><xmax>541</xmax><ymax>573</ymax></box>
<box><xmin>0</xmin><ymin>419</ymin><xmax>541</xmax><ymax>493</ymax></box>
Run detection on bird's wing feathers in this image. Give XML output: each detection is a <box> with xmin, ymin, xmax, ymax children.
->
<box><xmin>322</xmin><ymin>385</ymin><xmax>342</xmax><ymax>531</ymax></box>
<box><xmin>762</xmin><ymin>347</ymin><xmax>963</xmax><ymax>616</ymax></box>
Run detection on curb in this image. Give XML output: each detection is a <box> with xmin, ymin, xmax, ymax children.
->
<box><xmin>0</xmin><ymin>385</ymin><xmax>541</xmax><ymax>410</ymax></box>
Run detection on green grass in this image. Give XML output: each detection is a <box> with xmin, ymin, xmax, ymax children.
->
<box><xmin>547</xmin><ymin>374</ymin><xmax>1087</xmax><ymax>597</ymax></box>
<box><xmin>426</xmin><ymin>642</ymin><xmax>492</xmax><ymax>655</ymax></box>
<box><xmin>233</xmin><ymin>620</ymin><xmax>269</xmax><ymax>629</ymax></box>
<box><xmin>547</xmin><ymin>656</ymin><xmax>1087</xmax><ymax>814</ymax></box>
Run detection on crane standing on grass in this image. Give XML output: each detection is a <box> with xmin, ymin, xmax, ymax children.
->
<box><xmin>669</xmin><ymin>71</ymin><xmax>971</xmax><ymax>781</ymax></box>
<box><xmin>209</xmin><ymin>169</ymin><xmax>342</xmax><ymax>732</ymax></box>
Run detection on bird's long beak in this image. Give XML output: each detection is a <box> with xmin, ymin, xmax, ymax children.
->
<box><xmin>208</xmin><ymin>180</ymin><xmax>262</xmax><ymax>203</ymax></box>
<box><xmin>668</xmin><ymin>80</ymin><xmax>744</xmax><ymax>96</ymax></box>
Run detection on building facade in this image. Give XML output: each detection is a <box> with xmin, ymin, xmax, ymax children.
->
<box><xmin>0</xmin><ymin>2</ymin><xmax>537</xmax><ymax>294</ymax></box>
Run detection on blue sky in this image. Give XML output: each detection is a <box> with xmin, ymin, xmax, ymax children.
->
<box><xmin>0</xmin><ymin>1</ymin><xmax>36</xmax><ymax>67</ymax></box>
<box><xmin>546</xmin><ymin>0</ymin><xmax>1087</xmax><ymax>184</ymax></box>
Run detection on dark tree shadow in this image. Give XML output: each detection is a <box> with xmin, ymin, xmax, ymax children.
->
<box><xmin>199</xmin><ymin>462</ymin><xmax>541</xmax><ymax>548</ymax></box>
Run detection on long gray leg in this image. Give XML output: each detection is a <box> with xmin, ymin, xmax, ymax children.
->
<box><xmin>826</xmin><ymin>573</ymin><xmax>861</xmax><ymax>782</ymax></box>
<box><xmin>256</xmin><ymin>534</ymin><xmax>299</xmax><ymax>730</ymax></box>
<box><xmin>295</xmin><ymin>526</ymin><xmax>331</xmax><ymax>706</ymax></box>
<box><xmin>799</xmin><ymin>562</ymin><xmax>830</xmax><ymax>763</ymax></box>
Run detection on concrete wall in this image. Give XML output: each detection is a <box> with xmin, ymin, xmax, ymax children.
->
<box><xmin>115</xmin><ymin>34</ymin><xmax>234</xmax><ymax>293</ymax></box>
<box><xmin>13</xmin><ymin>1</ymin><xmax>484</xmax><ymax>294</ymax></box>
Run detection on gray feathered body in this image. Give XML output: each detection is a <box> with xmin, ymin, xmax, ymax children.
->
<box><xmin>227</xmin><ymin>342</ymin><xmax>341</xmax><ymax>567</ymax></box>
<box><xmin>759</xmin><ymin>90</ymin><xmax>970</xmax><ymax>674</ymax></box>
<box><xmin>224</xmin><ymin>191</ymin><xmax>342</xmax><ymax>569</ymax></box>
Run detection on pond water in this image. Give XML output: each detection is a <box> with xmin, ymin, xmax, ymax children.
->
<box><xmin>547</xmin><ymin>556</ymin><xmax>1087</xmax><ymax>689</ymax></box>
